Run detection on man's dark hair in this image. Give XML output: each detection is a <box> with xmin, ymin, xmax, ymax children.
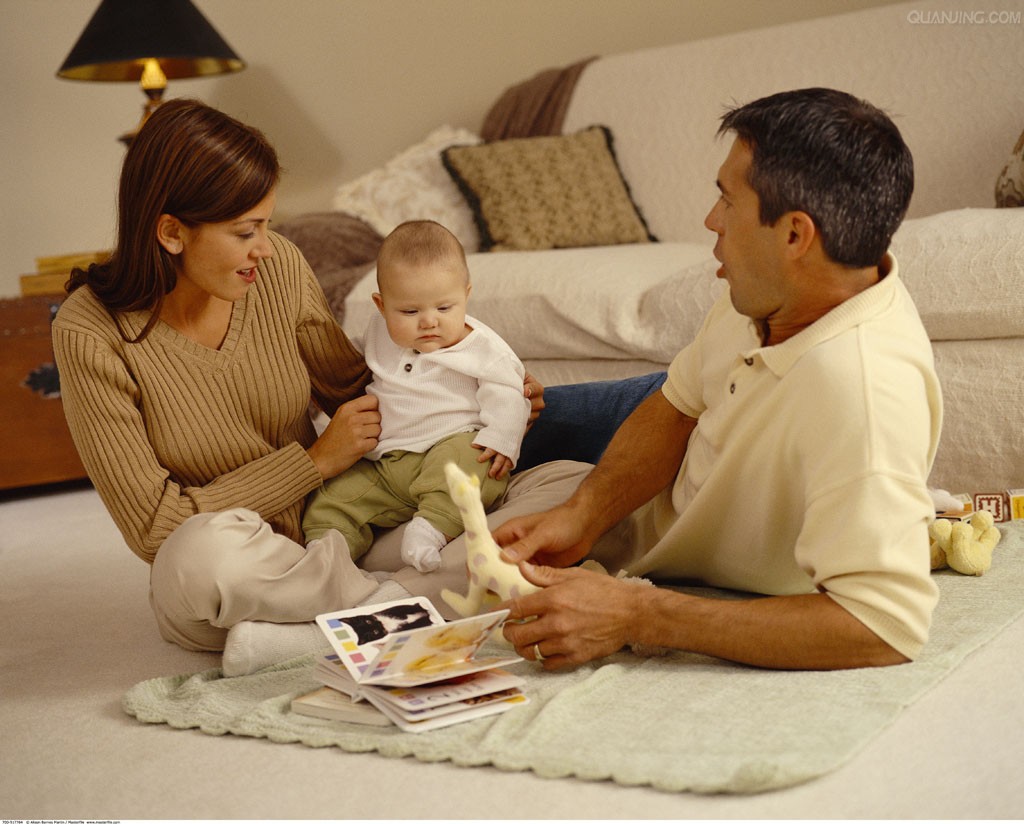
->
<box><xmin>719</xmin><ymin>87</ymin><xmax>913</xmax><ymax>268</ymax></box>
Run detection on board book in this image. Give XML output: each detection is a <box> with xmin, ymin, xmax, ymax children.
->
<box><xmin>296</xmin><ymin>596</ymin><xmax>529</xmax><ymax>732</ymax></box>
<box><xmin>290</xmin><ymin>686</ymin><xmax>393</xmax><ymax>727</ymax></box>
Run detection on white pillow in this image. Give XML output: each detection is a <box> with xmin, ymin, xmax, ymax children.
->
<box><xmin>332</xmin><ymin>126</ymin><xmax>482</xmax><ymax>252</ymax></box>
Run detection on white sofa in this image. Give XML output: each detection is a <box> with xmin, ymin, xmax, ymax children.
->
<box><xmin>284</xmin><ymin>0</ymin><xmax>1024</xmax><ymax>498</ymax></box>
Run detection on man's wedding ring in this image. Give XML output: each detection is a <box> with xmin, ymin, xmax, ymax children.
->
<box><xmin>533</xmin><ymin>643</ymin><xmax>546</xmax><ymax>662</ymax></box>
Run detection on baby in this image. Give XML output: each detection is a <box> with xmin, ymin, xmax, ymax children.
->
<box><xmin>303</xmin><ymin>220</ymin><xmax>530</xmax><ymax>572</ymax></box>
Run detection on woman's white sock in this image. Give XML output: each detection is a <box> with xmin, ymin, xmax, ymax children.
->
<box><xmin>221</xmin><ymin>620</ymin><xmax>326</xmax><ymax>677</ymax></box>
<box><xmin>220</xmin><ymin>578</ymin><xmax>413</xmax><ymax>677</ymax></box>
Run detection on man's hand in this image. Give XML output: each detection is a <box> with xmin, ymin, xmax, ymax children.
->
<box><xmin>501</xmin><ymin>562</ymin><xmax>640</xmax><ymax>670</ymax></box>
<box><xmin>307</xmin><ymin>394</ymin><xmax>381</xmax><ymax>479</ymax></box>
<box><xmin>497</xmin><ymin>391</ymin><xmax>696</xmax><ymax>568</ymax></box>
<box><xmin>493</xmin><ymin>503</ymin><xmax>596</xmax><ymax>568</ymax></box>
<box><xmin>502</xmin><ymin>562</ymin><xmax>911</xmax><ymax>671</ymax></box>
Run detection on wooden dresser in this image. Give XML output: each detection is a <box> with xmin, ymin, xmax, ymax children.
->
<box><xmin>0</xmin><ymin>295</ymin><xmax>88</xmax><ymax>490</ymax></box>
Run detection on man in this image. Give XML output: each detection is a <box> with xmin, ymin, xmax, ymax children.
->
<box><xmin>496</xmin><ymin>88</ymin><xmax>943</xmax><ymax>671</ymax></box>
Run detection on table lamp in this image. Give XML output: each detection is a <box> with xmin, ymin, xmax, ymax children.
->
<box><xmin>57</xmin><ymin>0</ymin><xmax>246</xmax><ymax>145</ymax></box>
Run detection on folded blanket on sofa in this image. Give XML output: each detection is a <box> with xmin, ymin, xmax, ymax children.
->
<box><xmin>481</xmin><ymin>57</ymin><xmax>597</xmax><ymax>141</ymax></box>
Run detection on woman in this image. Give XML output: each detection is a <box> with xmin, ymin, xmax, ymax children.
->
<box><xmin>54</xmin><ymin>99</ymin><xmax>659</xmax><ymax>675</ymax></box>
<box><xmin>54</xmin><ymin>98</ymin><xmax>404</xmax><ymax>672</ymax></box>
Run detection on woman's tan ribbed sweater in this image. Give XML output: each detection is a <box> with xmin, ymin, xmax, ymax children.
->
<box><xmin>52</xmin><ymin>232</ymin><xmax>371</xmax><ymax>563</ymax></box>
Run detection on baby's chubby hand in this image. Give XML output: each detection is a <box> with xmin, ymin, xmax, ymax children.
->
<box><xmin>473</xmin><ymin>444</ymin><xmax>514</xmax><ymax>480</ymax></box>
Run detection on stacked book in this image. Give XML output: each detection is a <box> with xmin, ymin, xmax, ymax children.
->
<box><xmin>290</xmin><ymin>597</ymin><xmax>528</xmax><ymax>732</ymax></box>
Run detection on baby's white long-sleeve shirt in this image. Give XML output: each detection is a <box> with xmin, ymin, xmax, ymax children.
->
<box><xmin>363</xmin><ymin>313</ymin><xmax>530</xmax><ymax>465</ymax></box>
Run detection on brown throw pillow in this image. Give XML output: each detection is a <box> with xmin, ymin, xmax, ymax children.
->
<box><xmin>442</xmin><ymin>126</ymin><xmax>656</xmax><ymax>251</ymax></box>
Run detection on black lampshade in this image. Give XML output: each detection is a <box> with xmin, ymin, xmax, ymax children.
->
<box><xmin>57</xmin><ymin>0</ymin><xmax>245</xmax><ymax>82</ymax></box>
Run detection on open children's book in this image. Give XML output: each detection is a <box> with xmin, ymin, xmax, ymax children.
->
<box><xmin>290</xmin><ymin>596</ymin><xmax>528</xmax><ymax>732</ymax></box>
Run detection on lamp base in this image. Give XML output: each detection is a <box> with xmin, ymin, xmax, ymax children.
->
<box><xmin>119</xmin><ymin>87</ymin><xmax>165</xmax><ymax>146</ymax></box>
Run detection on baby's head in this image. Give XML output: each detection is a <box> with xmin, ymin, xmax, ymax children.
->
<box><xmin>373</xmin><ymin>220</ymin><xmax>471</xmax><ymax>354</ymax></box>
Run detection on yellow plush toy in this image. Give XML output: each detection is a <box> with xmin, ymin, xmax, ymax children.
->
<box><xmin>929</xmin><ymin>510</ymin><xmax>1001</xmax><ymax>576</ymax></box>
<box><xmin>440</xmin><ymin>463</ymin><xmax>540</xmax><ymax>617</ymax></box>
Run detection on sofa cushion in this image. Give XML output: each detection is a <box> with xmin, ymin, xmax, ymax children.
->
<box><xmin>892</xmin><ymin>208</ymin><xmax>1024</xmax><ymax>341</ymax></box>
<box><xmin>332</xmin><ymin>126</ymin><xmax>482</xmax><ymax>252</ymax></box>
<box><xmin>442</xmin><ymin>126</ymin><xmax>655</xmax><ymax>252</ymax></box>
<box><xmin>344</xmin><ymin>242</ymin><xmax>717</xmax><ymax>363</ymax></box>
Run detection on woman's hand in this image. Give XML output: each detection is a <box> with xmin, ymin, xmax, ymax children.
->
<box><xmin>524</xmin><ymin>372</ymin><xmax>545</xmax><ymax>428</ymax></box>
<box><xmin>307</xmin><ymin>394</ymin><xmax>381</xmax><ymax>480</ymax></box>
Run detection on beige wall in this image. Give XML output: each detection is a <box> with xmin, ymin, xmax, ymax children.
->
<box><xmin>0</xmin><ymin>0</ymin><xmax>902</xmax><ymax>297</ymax></box>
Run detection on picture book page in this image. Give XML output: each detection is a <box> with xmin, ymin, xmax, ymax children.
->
<box><xmin>316</xmin><ymin>599</ymin><xmax>519</xmax><ymax>687</ymax></box>
<box><xmin>359</xmin><ymin>610</ymin><xmax>518</xmax><ymax>686</ymax></box>
<box><xmin>316</xmin><ymin>597</ymin><xmax>445</xmax><ymax>682</ymax></box>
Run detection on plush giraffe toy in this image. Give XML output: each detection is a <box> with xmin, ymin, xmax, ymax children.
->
<box><xmin>440</xmin><ymin>462</ymin><xmax>540</xmax><ymax>617</ymax></box>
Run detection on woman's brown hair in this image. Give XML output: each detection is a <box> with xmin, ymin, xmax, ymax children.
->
<box><xmin>68</xmin><ymin>98</ymin><xmax>280</xmax><ymax>341</ymax></box>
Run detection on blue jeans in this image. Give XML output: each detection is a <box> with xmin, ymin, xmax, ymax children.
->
<box><xmin>516</xmin><ymin>372</ymin><xmax>668</xmax><ymax>472</ymax></box>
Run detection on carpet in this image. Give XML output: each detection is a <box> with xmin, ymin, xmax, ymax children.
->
<box><xmin>122</xmin><ymin>521</ymin><xmax>1024</xmax><ymax>795</ymax></box>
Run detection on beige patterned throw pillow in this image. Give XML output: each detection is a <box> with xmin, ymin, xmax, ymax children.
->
<box><xmin>995</xmin><ymin>128</ymin><xmax>1024</xmax><ymax>207</ymax></box>
<box><xmin>442</xmin><ymin>126</ymin><xmax>656</xmax><ymax>251</ymax></box>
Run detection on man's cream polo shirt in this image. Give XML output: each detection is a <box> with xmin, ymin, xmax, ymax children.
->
<box><xmin>627</xmin><ymin>255</ymin><xmax>943</xmax><ymax>659</ymax></box>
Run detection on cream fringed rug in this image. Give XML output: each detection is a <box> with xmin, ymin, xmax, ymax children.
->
<box><xmin>123</xmin><ymin>522</ymin><xmax>1024</xmax><ymax>795</ymax></box>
